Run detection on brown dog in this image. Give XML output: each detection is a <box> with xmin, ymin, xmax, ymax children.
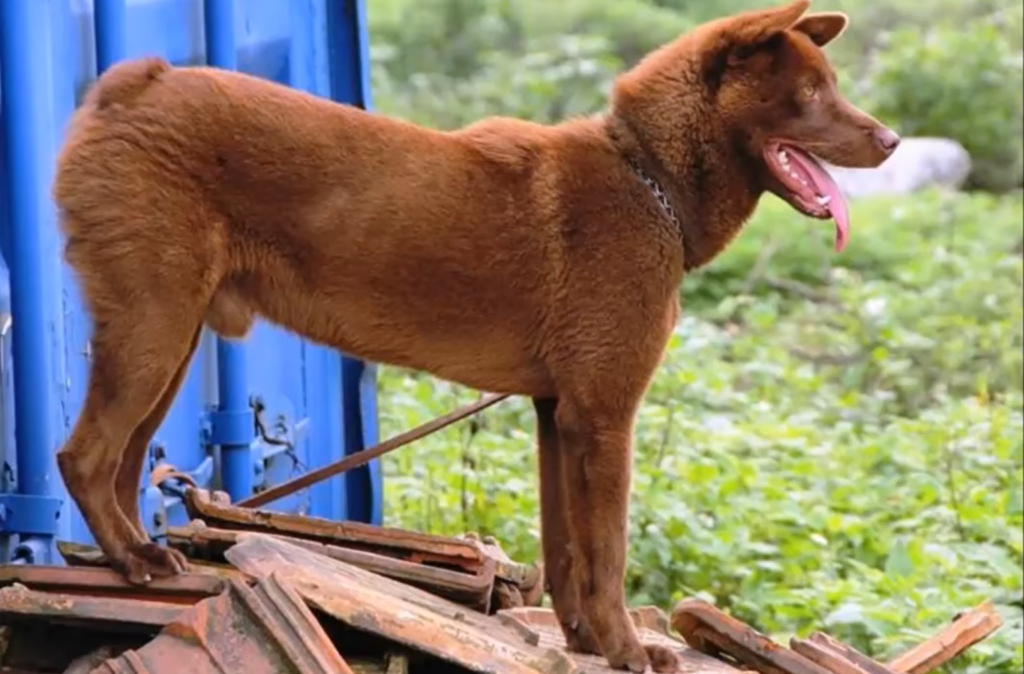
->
<box><xmin>52</xmin><ymin>1</ymin><xmax>896</xmax><ymax>670</ymax></box>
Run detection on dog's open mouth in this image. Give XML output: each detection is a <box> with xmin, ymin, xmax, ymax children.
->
<box><xmin>764</xmin><ymin>142</ymin><xmax>850</xmax><ymax>252</ymax></box>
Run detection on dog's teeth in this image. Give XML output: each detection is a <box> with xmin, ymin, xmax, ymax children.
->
<box><xmin>817</xmin><ymin>195</ymin><xmax>832</xmax><ymax>205</ymax></box>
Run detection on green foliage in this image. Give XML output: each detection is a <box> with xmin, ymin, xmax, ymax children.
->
<box><xmin>372</xmin><ymin>32</ymin><xmax>620</xmax><ymax>130</ymax></box>
<box><xmin>866</xmin><ymin>21</ymin><xmax>1024</xmax><ymax>193</ymax></box>
<box><xmin>378</xmin><ymin>192</ymin><xmax>1024</xmax><ymax>674</ymax></box>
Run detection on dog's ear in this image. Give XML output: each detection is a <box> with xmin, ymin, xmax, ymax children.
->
<box><xmin>700</xmin><ymin>0</ymin><xmax>812</xmax><ymax>81</ymax></box>
<box><xmin>793</xmin><ymin>12</ymin><xmax>849</xmax><ymax>47</ymax></box>
<box><xmin>722</xmin><ymin>0</ymin><xmax>811</xmax><ymax>57</ymax></box>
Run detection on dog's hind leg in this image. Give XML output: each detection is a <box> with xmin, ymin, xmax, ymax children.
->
<box><xmin>56</xmin><ymin>216</ymin><xmax>216</xmax><ymax>584</ymax></box>
<box><xmin>114</xmin><ymin>325</ymin><xmax>202</xmax><ymax>568</ymax></box>
<box><xmin>58</xmin><ymin>309</ymin><xmax>206</xmax><ymax>584</ymax></box>
<box><xmin>534</xmin><ymin>397</ymin><xmax>601</xmax><ymax>655</ymax></box>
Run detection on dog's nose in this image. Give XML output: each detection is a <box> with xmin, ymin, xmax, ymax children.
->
<box><xmin>875</xmin><ymin>127</ymin><xmax>901</xmax><ymax>155</ymax></box>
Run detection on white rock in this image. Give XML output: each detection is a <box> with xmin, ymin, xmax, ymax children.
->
<box><xmin>824</xmin><ymin>137</ymin><xmax>972</xmax><ymax>199</ymax></box>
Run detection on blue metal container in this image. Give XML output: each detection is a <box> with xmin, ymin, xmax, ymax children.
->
<box><xmin>0</xmin><ymin>0</ymin><xmax>382</xmax><ymax>565</ymax></box>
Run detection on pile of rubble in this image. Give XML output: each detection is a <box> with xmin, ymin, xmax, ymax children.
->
<box><xmin>0</xmin><ymin>488</ymin><xmax>1004</xmax><ymax>674</ymax></box>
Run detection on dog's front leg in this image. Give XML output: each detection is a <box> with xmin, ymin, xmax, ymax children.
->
<box><xmin>534</xmin><ymin>397</ymin><xmax>601</xmax><ymax>655</ymax></box>
<box><xmin>556</xmin><ymin>400</ymin><xmax>679</xmax><ymax>673</ymax></box>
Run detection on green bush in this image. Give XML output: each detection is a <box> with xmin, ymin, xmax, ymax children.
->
<box><xmin>866</xmin><ymin>21</ymin><xmax>1024</xmax><ymax>193</ymax></box>
<box><xmin>378</xmin><ymin>191</ymin><xmax>1024</xmax><ymax>674</ymax></box>
<box><xmin>372</xmin><ymin>33</ymin><xmax>620</xmax><ymax>130</ymax></box>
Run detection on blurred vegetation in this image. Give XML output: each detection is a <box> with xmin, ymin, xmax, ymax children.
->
<box><xmin>866</xmin><ymin>19</ymin><xmax>1024</xmax><ymax>193</ymax></box>
<box><xmin>365</xmin><ymin>2</ymin><xmax>1024</xmax><ymax>673</ymax></box>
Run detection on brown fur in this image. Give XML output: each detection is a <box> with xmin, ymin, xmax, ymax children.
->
<box><xmin>52</xmin><ymin>2</ymin><xmax>896</xmax><ymax>670</ymax></box>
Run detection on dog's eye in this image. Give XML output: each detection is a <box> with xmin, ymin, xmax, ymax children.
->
<box><xmin>802</xmin><ymin>84</ymin><xmax>819</xmax><ymax>101</ymax></box>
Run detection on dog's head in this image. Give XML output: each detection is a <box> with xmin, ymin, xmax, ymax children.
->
<box><xmin>612</xmin><ymin>0</ymin><xmax>899</xmax><ymax>252</ymax></box>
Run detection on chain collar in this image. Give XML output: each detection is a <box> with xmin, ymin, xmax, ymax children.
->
<box><xmin>629</xmin><ymin>162</ymin><xmax>682</xmax><ymax>240</ymax></box>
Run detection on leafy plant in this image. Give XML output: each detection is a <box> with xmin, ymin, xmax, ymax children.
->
<box><xmin>866</xmin><ymin>21</ymin><xmax>1024</xmax><ymax>193</ymax></box>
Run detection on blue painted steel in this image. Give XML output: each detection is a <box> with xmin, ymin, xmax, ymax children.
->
<box><xmin>328</xmin><ymin>0</ymin><xmax>383</xmax><ymax>527</ymax></box>
<box><xmin>0</xmin><ymin>0</ymin><xmax>383</xmax><ymax>561</ymax></box>
<box><xmin>0</xmin><ymin>0</ymin><xmax>66</xmax><ymax>564</ymax></box>
<box><xmin>95</xmin><ymin>0</ymin><xmax>128</xmax><ymax>71</ymax></box>
<box><xmin>203</xmin><ymin>0</ymin><xmax>257</xmax><ymax>504</ymax></box>
<box><xmin>342</xmin><ymin>359</ymin><xmax>382</xmax><ymax>524</ymax></box>
<box><xmin>0</xmin><ymin>494</ymin><xmax>64</xmax><ymax>537</ymax></box>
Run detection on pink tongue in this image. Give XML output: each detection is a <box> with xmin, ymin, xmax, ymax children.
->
<box><xmin>829</xmin><ymin>189</ymin><xmax>850</xmax><ymax>253</ymax></box>
<box><xmin>788</xmin><ymin>149</ymin><xmax>850</xmax><ymax>252</ymax></box>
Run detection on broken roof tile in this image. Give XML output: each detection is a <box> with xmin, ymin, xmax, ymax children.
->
<box><xmin>0</xmin><ymin>584</ymin><xmax>183</xmax><ymax>632</ymax></box>
<box><xmin>167</xmin><ymin>522</ymin><xmax>496</xmax><ymax>611</ymax></box>
<box><xmin>498</xmin><ymin>607</ymin><xmax>742</xmax><ymax>674</ymax></box>
<box><xmin>183</xmin><ymin>488</ymin><xmax>541</xmax><ymax>595</ymax></box>
<box><xmin>0</xmin><ymin>565</ymin><xmax>227</xmax><ymax>606</ymax></box>
<box><xmin>91</xmin><ymin>574</ymin><xmax>352</xmax><ymax>674</ymax></box>
<box><xmin>0</xmin><ymin>585</ymin><xmax>179</xmax><ymax>673</ymax></box>
<box><xmin>56</xmin><ymin>540</ymin><xmax>247</xmax><ymax>583</ymax></box>
<box><xmin>224</xmin><ymin>532</ymin><xmax>575</xmax><ymax>674</ymax></box>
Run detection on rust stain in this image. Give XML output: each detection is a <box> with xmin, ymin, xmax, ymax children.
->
<box><xmin>223</xmin><ymin>533</ymin><xmax>575</xmax><ymax>674</ymax></box>
<box><xmin>92</xmin><ymin>574</ymin><xmax>352</xmax><ymax>674</ymax></box>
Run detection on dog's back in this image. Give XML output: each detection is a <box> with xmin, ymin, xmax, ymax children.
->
<box><xmin>53</xmin><ymin>57</ymin><xmax>613</xmax><ymax>395</ymax></box>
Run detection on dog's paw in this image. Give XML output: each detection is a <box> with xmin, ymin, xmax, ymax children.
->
<box><xmin>645</xmin><ymin>644</ymin><xmax>679</xmax><ymax>673</ymax></box>
<box><xmin>117</xmin><ymin>542</ymin><xmax>189</xmax><ymax>584</ymax></box>
<box><xmin>603</xmin><ymin>642</ymin><xmax>651</xmax><ymax>673</ymax></box>
<box><xmin>563</xmin><ymin>619</ymin><xmax>602</xmax><ymax>655</ymax></box>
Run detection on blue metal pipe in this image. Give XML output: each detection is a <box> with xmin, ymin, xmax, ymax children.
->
<box><xmin>0</xmin><ymin>0</ymin><xmax>61</xmax><ymax>560</ymax></box>
<box><xmin>204</xmin><ymin>0</ymin><xmax>237</xmax><ymax>70</ymax></box>
<box><xmin>203</xmin><ymin>0</ymin><xmax>254</xmax><ymax>502</ymax></box>
<box><xmin>328</xmin><ymin>0</ymin><xmax>383</xmax><ymax>525</ymax></box>
<box><xmin>215</xmin><ymin>341</ymin><xmax>253</xmax><ymax>500</ymax></box>
<box><xmin>94</xmin><ymin>0</ymin><xmax>128</xmax><ymax>72</ymax></box>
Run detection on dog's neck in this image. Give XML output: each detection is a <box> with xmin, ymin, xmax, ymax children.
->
<box><xmin>627</xmin><ymin>160</ymin><xmax>683</xmax><ymax>241</ymax></box>
<box><xmin>604</xmin><ymin>110</ymin><xmax>763</xmax><ymax>272</ymax></box>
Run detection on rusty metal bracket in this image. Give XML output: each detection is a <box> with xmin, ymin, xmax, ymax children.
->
<box><xmin>148</xmin><ymin>463</ymin><xmax>198</xmax><ymax>491</ymax></box>
<box><xmin>671</xmin><ymin>599</ymin><xmax>1004</xmax><ymax>674</ymax></box>
<box><xmin>237</xmin><ymin>393</ymin><xmax>509</xmax><ymax>509</ymax></box>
